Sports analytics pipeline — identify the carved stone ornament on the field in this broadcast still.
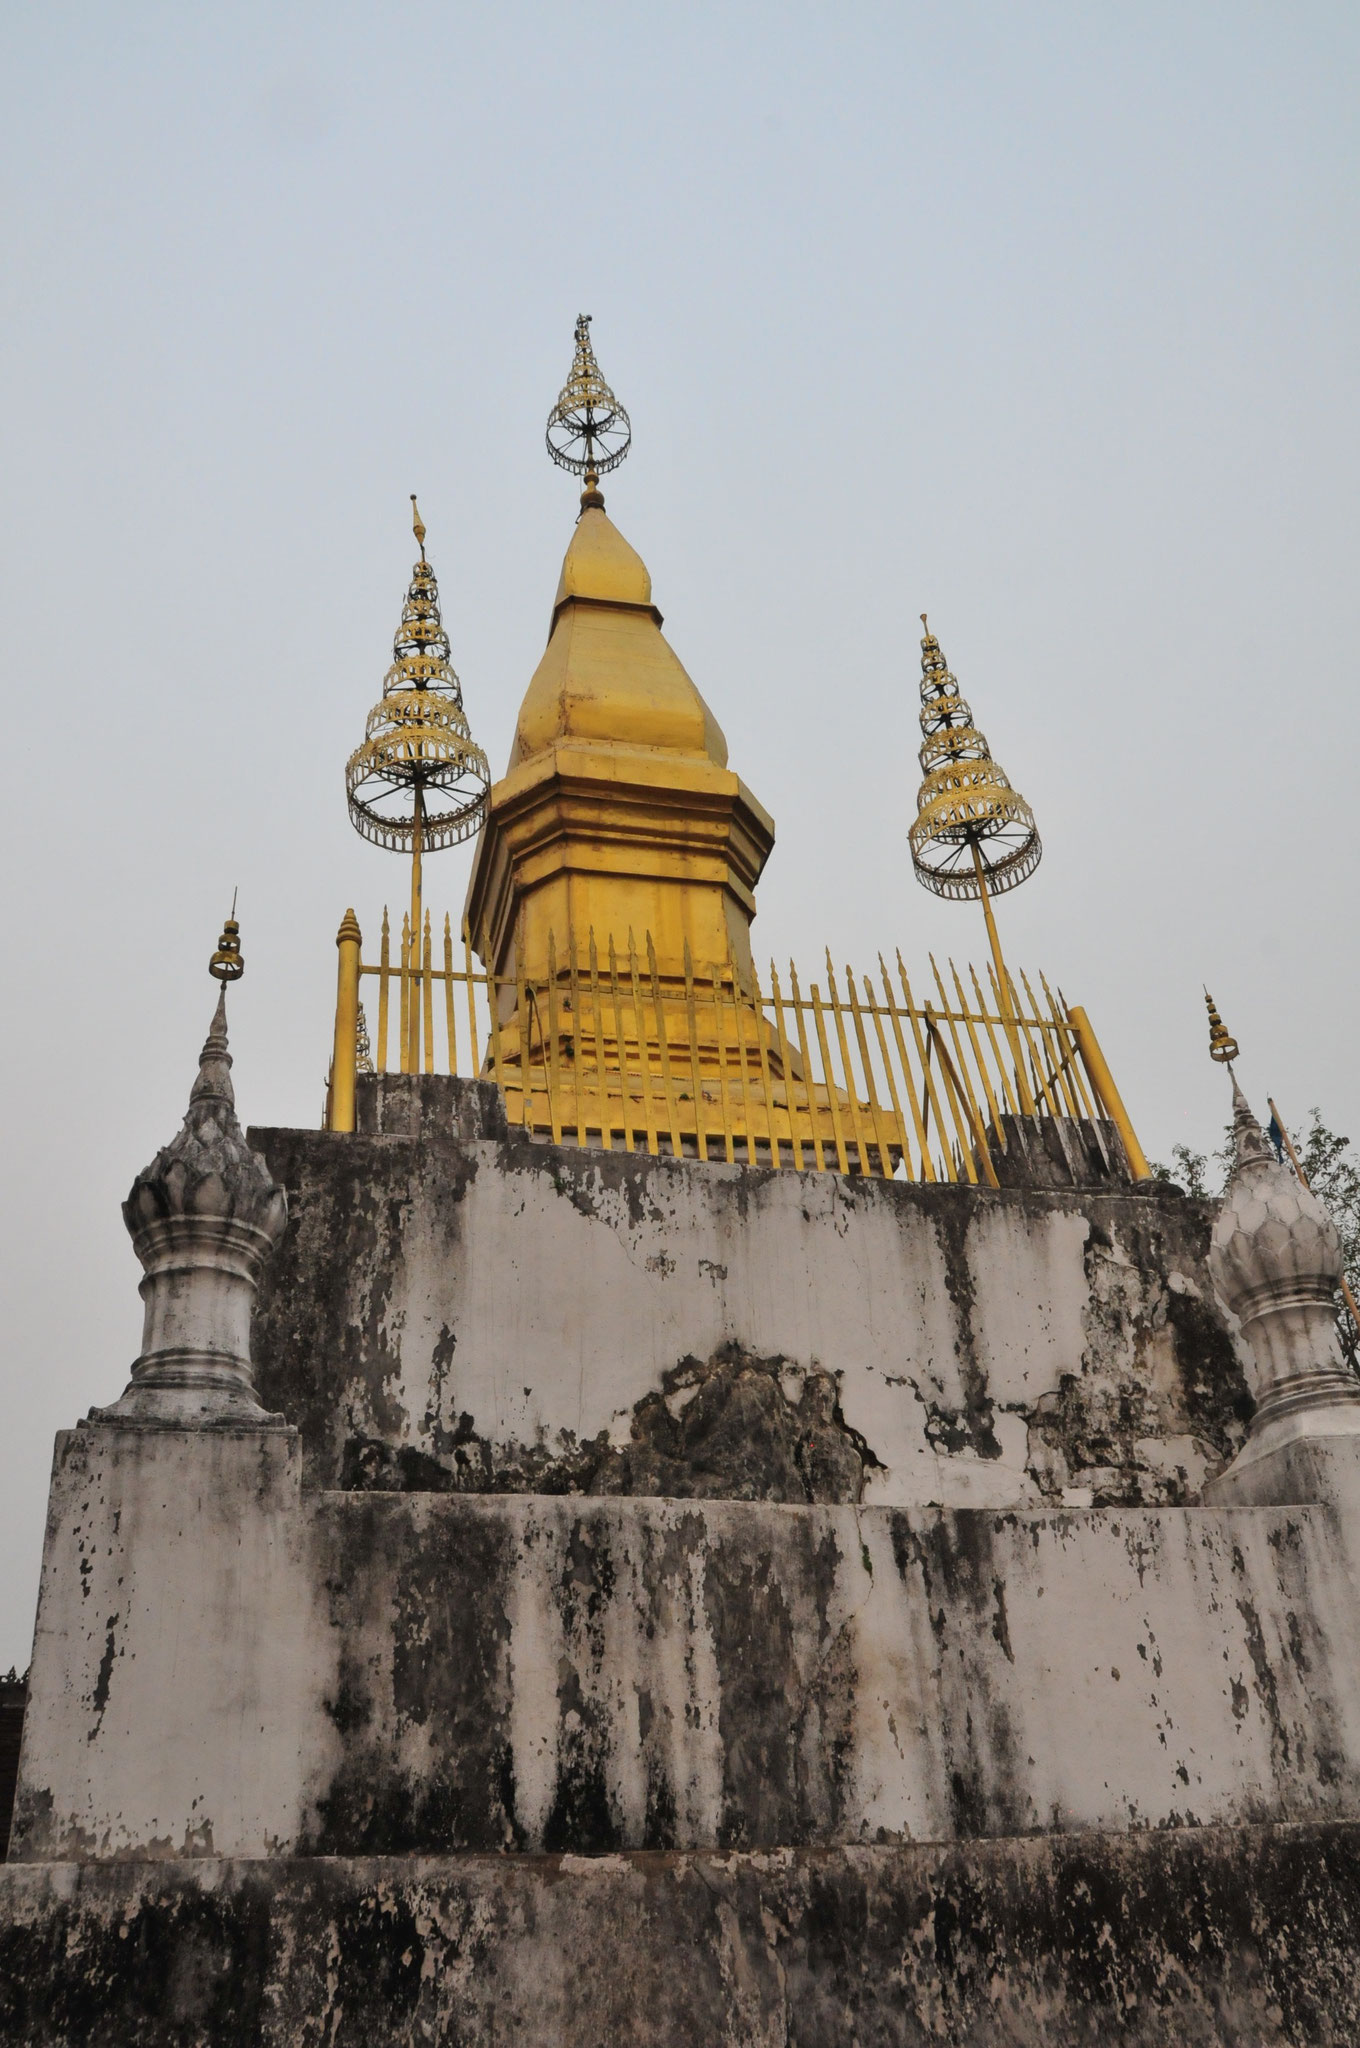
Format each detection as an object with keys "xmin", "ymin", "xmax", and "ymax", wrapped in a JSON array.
[
  {"xmin": 96, "ymin": 989, "xmax": 289, "ymax": 1428},
  {"xmin": 1209, "ymin": 1075, "xmax": 1360, "ymax": 1462}
]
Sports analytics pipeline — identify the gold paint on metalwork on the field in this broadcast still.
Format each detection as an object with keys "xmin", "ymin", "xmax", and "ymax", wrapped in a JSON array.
[
  {"xmin": 348, "ymin": 503, "xmax": 490, "ymax": 858},
  {"xmin": 345, "ymin": 504, "xmax": 491, "ymax": 1077},
  {"xmin": 910, "ymin": 616, "xmax": 1041, "ymax": 900},
  {"xmin": 329, "ymin": 909, "xmax": 362, "ymax": 1132},
  {"xmin": 209, "ymin": 897, "xmax": 244, "ymax": 983},
  {"xmin": 466, "ymin": 338, "xmax": 775, "ymax": 1140},
  {"xmin": 589, "ymin": 930, "xmax": 613, "ymax": 1150},
  {"xmin": 1205, "ymin": 989, "xmax": 1240, "ymax": 1066},
  {"xmin": 443, "ymin": 916, "xmax": 458, "ymax": 1076},
  {"xmin": 376, "ymin": 910, "xmax": 391, "ymax": 1072},
  {"xmin": 329, "ymin": 886, "xmax": 1150, "ymax": 1180},
  {"xmin": 545, "ymin": 313, "xmax": 632, "ymax": 502},
  {"xmin": 1067, "ymin": 1005, "xmax": 1151, "ymax": 1178},
  {"xmin": 909, "ymin": 616, "xmax": 1040, "ymax": 1115}
]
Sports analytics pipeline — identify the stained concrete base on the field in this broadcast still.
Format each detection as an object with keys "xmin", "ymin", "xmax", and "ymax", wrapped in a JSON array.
[{"xmin": 3, "ymin": 1824, "xmax": 1360, "ymax": 2046}]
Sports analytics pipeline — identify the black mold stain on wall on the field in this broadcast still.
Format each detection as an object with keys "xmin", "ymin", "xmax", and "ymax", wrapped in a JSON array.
[
  {"xmin": 4, "ymin": 1822, "xmax": 1360, "ymax": 2045},
  {"xmin": 249, "ymin": 1096, "xmax": 1250, "ymax": 1507}
]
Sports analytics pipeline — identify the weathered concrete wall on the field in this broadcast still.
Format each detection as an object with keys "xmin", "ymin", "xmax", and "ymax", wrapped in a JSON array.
[
  {"xmin": 250, "ymin": 1077, "xmax": 1250, "ymax": 1509},
  {"xmin": 5, "ymin": 1824, "xmax": 1360, "ymax": 2045},
  {"xmin": 11, "ymin": 1429, "xmax": 310, "ymax": 1863},
  {"xmin": 14, "ymin": 1425, "xmax": 1360, "ymax": 1862}
]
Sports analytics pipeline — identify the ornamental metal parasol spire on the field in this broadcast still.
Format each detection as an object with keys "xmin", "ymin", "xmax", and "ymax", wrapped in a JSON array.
[
  {"xmin": 208, "ymin": 893, "xmax": 244, "ymax": 984},
  {"xmin": 346, "ymin": 499, "xmax": 491, "ymax": 1066},
  {"xmin": 1204, "ymin": 989, "xmax": 1240, "ymax": 1068},
  {"xmin": 546, "ymin": 314, "xmax": 631, "ymax": 509},
  {"xmin": 909, "ymin": 617, "xmax": 1042, "ymax": 1112}
]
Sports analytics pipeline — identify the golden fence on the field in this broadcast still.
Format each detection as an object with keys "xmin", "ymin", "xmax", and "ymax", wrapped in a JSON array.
[{"xmin": 325, "ymin": 909, "xmax": 1150, "ymax": 1185}]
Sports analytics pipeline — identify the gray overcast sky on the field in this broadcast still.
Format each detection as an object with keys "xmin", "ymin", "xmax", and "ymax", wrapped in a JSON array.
[{"xmin": 1, "ymin": 2, "xmax": 1356, "ymax": 1664}]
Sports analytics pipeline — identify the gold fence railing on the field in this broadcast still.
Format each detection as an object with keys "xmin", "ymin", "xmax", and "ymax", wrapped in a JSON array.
[{"xmin": 325, "ymin": 909, "xmax": 1150, "ymax": 1183}]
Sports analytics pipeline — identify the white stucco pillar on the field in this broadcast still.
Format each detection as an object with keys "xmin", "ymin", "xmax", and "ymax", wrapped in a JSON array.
[{"xmin": 97, "ymin": 988, "xmax": 288, "ymax": 1429}]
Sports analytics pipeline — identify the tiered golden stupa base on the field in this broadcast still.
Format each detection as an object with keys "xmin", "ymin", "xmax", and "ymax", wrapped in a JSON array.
[{"xmin": 485, "ymin": 967, "xmax": 866, "ymax": 1172}]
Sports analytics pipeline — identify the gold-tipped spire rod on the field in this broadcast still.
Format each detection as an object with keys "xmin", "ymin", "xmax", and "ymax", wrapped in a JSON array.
[
  {"xmin": 968, "ymin": 836, "xmax": 1033, "ymax": 1115},
  {"xmin": 411, "ymin": 493, "xmax": 426, "ymax": 561},
  {"xmin": 409, "ymin": 784, "xmax": 425, "ymax": 1071}
]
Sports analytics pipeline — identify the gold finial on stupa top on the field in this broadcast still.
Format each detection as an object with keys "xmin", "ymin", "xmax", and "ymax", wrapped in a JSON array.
[
  {"xmin": 909, "ymin": 618, "xmax": 1041, "ymax": 903},
  {"xmin": 1205, "ymin": 989, "xmax": 1240, "ymax": 1066},
  {"xmin": 209, "ymin": 892, "xmax": 244, "ymax": 983},
  {"xmin": 345, "ymin": 500, "xmax": 491, "ymax": 856},
  {"xmin": 546, "ymin": 314, "xmax": 632, "ymax": 511}
]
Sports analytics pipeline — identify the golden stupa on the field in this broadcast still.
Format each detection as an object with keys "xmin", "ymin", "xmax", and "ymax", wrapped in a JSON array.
[
  {"xmin": 325, "ymin": 320, "xmax": 1150, "ymax": 1184},
  {"xmin": 462, "ymin": 317, "xmax": 821, "ymax": 1155}
]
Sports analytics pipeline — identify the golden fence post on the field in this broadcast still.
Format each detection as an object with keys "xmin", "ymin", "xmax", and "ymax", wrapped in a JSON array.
[
  {"xmin": 422, "ymin": 912, "xmax": 435, "ymax": 1075},
  {"xmin": 399, "ymin": 914, "xmax": 412, "ymax": 1075},
  {"xmin": 1067, "ymin": 1005, "xmax": 1151, "ymax": 1180},
  {"xmin": 590, "ymin": 930, "xmax": 613, "ymax": 1151},
  {"xmin": 845, "ymin": 962, "xmax": 892, "ymax": 1176},
  {"xmin": 897, "ymin": 957, "xmax": 957, "ymax": 1183},
  {"xmin": 546, "ymin": 932, "xmax": 563, "ymax": 1147},
  {"xmin": 930, "ymin": 957, "xmax": 990, "ymax": 1172},
  {"xmin": 443, "ymin": 916, "xmax": 458, "ymax": 1075},
  {"xmin": 463, "ymin": 928, "xmax": 479, "ymax": 1072},
  {"xmin": 684, "ymin": 942, "xmax": 709, "ymax": 1164},
  {"xmin": 768, "ymin": 963, "xmax": 804, "ymax": 1172},
  {"xmin": 628, "ymin": 930, "xmax": 660, "ymax": 1156},
  {"xmin": 567, "ymin": 924, "xmax": 586, "ymax": 1145},
  {"xmin": 748, "ymin": 960, "xmax": 782, "ymax": 1170},
  {"xmin": 968, "ymin": 963, "xmax": 1020, "ymax": 1119},
  {"xmin": 924, "ymin": 1010, "xmax": 978, "ymax": 1185},
  {"xmin": 789, "ymin": 963, "xmax": 826, "ymax": 1172},
  {"xmin": 646, "ymin": 932, "xmax": 684, "ymax": 1157},
  {"xmin": 863, "ymin": 972, "xmax": 909, "ymax": 1179},
  {"xmin": 1020, "ymin": 969, "xmax": 1079, "ymax": 1120},
  {"xmin": 329, "ymin": 909, "xmax": 363, "ymax": 1134},
  {"xmin": 877, "ymin": 956, "xmax": 934, "ymax": 1182},
  {"xmin": 483, "ymin": 926, "xmax": 504, "ymax": 1091},
  {"xmin": 709, "ymin": 961, "xmax": 736, "ymax": 1165},
  {"xmin": 608, "ymin": 938, "xmax": 637, "ymax": 1154},
  {"xmin": 1045, "ymin": 977, "xmax": 1100, "ymax": 1125},
  {"xmin": 810, "ymin": 978, "xmax": 850, "ymax": 1176},
  {"xmin": 516, "ymin": 949, "xmax": 533, "ymax": 1134},
  {"xmin": 725, "ymin": 955, "xmax": 757, "ymax": 1165},
  {"xmin": 949, "ymin": 959, "xmax": 1005, "ymax": 1147},
  {"xmin": 825, "ymin": 955, "xmax": 871, "ymax": 1175},
  {"xmin": 377, "ymin": 908, "xmax": 391, "ymax": 1074}
]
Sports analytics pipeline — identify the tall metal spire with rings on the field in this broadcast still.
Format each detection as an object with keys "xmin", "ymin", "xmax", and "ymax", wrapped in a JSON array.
[
  {"xmin": 546, "ymin": 315, "xmax": 631, "ymax": 510},
  {"xmin": 345, "ymin": 498, "xmax": 491, "ymax": 1067},
  {"xmin": 908, "ymin": 617, "xmax": 1043, "ymax": 1113}
]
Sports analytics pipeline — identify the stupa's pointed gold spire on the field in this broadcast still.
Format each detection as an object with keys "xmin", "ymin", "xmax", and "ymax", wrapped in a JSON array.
[
  {"xmin": 411, "ymin": 493, "xmax": 426, "ymax": 560},
  {"xmin": 546, "ymin": 314, "xmax": 632, "ymax": 509}
]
